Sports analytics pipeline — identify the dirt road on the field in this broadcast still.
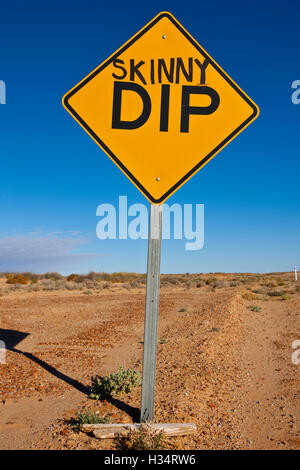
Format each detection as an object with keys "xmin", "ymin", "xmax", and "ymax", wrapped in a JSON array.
[{"xmin": 0, "ymin": 280, "xmax": 299, "ymax": 449}]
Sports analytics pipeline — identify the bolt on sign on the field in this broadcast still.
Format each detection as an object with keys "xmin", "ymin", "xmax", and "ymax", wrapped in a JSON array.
[{"xmin": 63, "ymin": 12, "xmax": 259, "ymax": 204}]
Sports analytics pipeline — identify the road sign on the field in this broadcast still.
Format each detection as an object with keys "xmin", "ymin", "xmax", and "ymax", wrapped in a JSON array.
[{"xmin": 63, "ymin": 11, "xmax": 259, "ymax": 204}]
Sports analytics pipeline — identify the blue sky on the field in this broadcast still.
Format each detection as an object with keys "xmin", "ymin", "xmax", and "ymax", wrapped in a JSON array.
[{"xmin": 0, "ymin": 0, "xmax": 299, "ymax": 274}]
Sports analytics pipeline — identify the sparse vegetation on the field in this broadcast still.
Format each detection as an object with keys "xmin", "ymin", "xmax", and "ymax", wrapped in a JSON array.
[
  {"xmin": 115, "ymin": 424, "xmax": 171, "ymax": 450},
  {"xmin": 268, "ymin": 291, "xmax": 285, "ymax": 297},
  {"xmin": 67, "ymin": 274, "xmax": 79, "ymax": 282},
  {"xmin": 248, "ymin": 305, "xmax": 262, "ymax": 312},
  {"xmin": 69, "ymin": 410, "xmax": 110, "ymax": 431},
  {"xmin": 44, "ymin": 272, "xmax": 63, "ymax": 281},
  {"xmin": 0, "ymin": 271, "xmax": 297, "ymax": 299},
  {"xmin": 206, "ymin": 277, "xmax": 217, "ymax": 285},
  {"xmin": 90, "ymin": 366, "xmax": 141, "ymax": 401},
  {"xmin": 158, "ymin": 338, "xmax": 168, "ymax": 344},
  {"xmin": 6, "ymin": 274, "xmax": 29, "ymax": 285},
  {"xmin": 242, "ymin": 292, "xmax": 258, "ymax": 301}
]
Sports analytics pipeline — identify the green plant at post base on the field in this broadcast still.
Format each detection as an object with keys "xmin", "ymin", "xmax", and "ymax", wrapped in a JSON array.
[
  {"xmin": 69, "ymin": 410, "xmax": 110, "ymax": 431},
  {"xmin": 90, "ymin": 366, "xmax": 141, "ymax": 401}
]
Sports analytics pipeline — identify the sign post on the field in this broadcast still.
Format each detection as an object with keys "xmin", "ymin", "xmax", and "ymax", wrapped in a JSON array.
[
  {"xmin": 141, "ymin": 204, "xmax": 163, "ymax": 422},
  {"xmin": 63, "ymin": 11, "xmax": 259, "ymax": 431}
]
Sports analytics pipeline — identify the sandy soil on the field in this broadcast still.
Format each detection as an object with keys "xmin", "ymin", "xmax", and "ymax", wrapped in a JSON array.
[{"xmin": 0, "ymin": 276, "xmax": 299, "ymax": 450}]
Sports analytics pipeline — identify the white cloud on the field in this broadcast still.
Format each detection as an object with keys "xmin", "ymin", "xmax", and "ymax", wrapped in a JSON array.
[{"xmin": 0, "ymin": 233, "xmax": 103, "ymax": 272}]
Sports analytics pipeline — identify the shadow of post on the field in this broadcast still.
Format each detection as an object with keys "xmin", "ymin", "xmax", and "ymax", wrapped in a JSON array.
[{"xmin": 107, "ymin": 397, "xmax": 140, "ymax": 423}]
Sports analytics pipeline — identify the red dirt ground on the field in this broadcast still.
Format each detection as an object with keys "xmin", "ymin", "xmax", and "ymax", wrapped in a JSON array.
[{"xmin": 0, "ymin": 275, "xmax": 299, "ymax": 449}]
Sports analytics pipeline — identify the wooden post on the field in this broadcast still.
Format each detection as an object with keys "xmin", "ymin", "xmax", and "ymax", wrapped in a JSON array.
[
  {"xmin": 140, "ymin": 203, "xmax": 163, "ymax": 422},
  {"xmin": 80, "ymin": 423, "xmax": 197, "ymax": 438},
  {"xmin": 295, "ymin": 267, "xmax": 298, "ymax": 281}
]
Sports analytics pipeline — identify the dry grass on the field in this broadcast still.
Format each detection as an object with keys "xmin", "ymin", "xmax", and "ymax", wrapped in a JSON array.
[
  {"xmin": 115, "ymin": 424, "xmax": 173, "ymax": 450},
  {"xmin": 0, "ymin": 271, "xmax": 298, "ymax": 298}
]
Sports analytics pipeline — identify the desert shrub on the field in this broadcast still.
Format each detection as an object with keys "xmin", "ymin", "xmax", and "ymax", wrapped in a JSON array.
[
  {"xmin": 83, "ymin": 290, "xmax": 93, "ymax": 295},
  {"xmin": 128, "ymin": 280, "xmax": 141, "ymax": 288},
  {"xmin": 39, "ymin": 279, "xmax": 68, "ymax": 290},
  {"xmin": 281, "ymin": 295, "xmax": 289, "ymax": 301},
  {"xmin": 57, "ymin": 280, "xmax": 69, "ymax": 289},
  {"xmin": 116, "ymin": 424, "xmax": 170, "ymax": 450},
  {"xmin": 44, "ymin": 272, "xmax": 62, "ymax": 280},
  {"xmin": 67, "ymin": 274, "xmax": 79, "ymax": 282},
  {"xmin": 76, "ymin": 410, "xmax": 110, "ymax": 425},
  {"xmin": 240, "ymin": 277, "xmax": 253, "ymax": 284},
  {"xmin": 261, "ymin": 282, "xmax": 277, "ymax": 288},
  {"xmin": 242, "ymin": 292, "xmax": 258, "ymax": 301},
  {"xmin": 8, "ymin": 284, "xmax": 23, "ymax": 290},
  {"xmin": 28, "ymin": 285, "xmax": 40, "ymax": 292},
  {"xmin": 158, "ymin": 338, "xmax": 168, "ymax": 344},
  {"xmin": 85, "ymin": 271, "xmax": 98, "ymax": 281},
  {"xmin": 123, "ymin": 280, "xmax": 143, "ymax": 289},
  {"xmin": 20, "ymin": 272, "xmax": 40, "ymax": 281},
  {"xmin": 252, "ymin": 288, "xmax": 267, "ymax": 294},
  {"xmin": 90, "ymin": 366, "xmax": 141, "ymax": 401},
  {"xmin": 65, "ymin": 283, "xmax": 78, "ymax": 291},
  {"xmin": 6, "ymin": 274, "xmax": 28, "ymax": 285},
  {"xmin": 248, "ymin": 305, "xmax": 262, "ymax": 312},
  {"xmin": 39, "ymin": 279, "xmax": 56, "ymax": 290},
  {"xmin": 214, "ymin": 280, "xmax": 230, "ymax": 288},
  {"xmin": 196, "ymin": 281, "xmax": 205, "ymax": 288},
  {"xmin": 84, "ymin": 280, "xmax": 99, "ymax": 288},
  {"xmin": 268, "ymin": 291, "xmax": 285, "ymax": 297},
  {"xmin": 211, "ymin": 327, "xmax": 220, "ymax": 332},
  {"xmin": 178, "ymin": 308, "xmax": 186, "ymax": 312},
  {"xmin": 69, "ymin": 410, "xmax": 110, "ymax": 431},
  {"xmin": 161, "ymin": 275, "xmax": 183, "ymax": 286},
  {"xmin": 206, "ymin": 277, "xmax": 217, "ymax": 285}
]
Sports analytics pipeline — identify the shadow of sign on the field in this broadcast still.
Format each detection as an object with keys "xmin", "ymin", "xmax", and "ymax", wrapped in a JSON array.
[
  {"xmin": 0, "ymin": 328, "xmax": 140, "ymax": 419},
  {"xmin": 0, "ymin": 329, "xmax": 29, "ymax": 349},
  {"xmin": 0, "ymin": 328, "xmax": 90, "ymax": 395}
]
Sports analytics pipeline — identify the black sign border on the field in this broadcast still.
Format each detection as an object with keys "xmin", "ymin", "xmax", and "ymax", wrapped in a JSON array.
[{"xmin": 63, "ymin": 12, "xmax": 258, "ymax": 204}]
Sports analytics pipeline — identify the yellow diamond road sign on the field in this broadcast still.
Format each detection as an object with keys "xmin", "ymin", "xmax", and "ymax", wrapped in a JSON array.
[{"xmin": 63, "ymin": 12, "xmax": 259, "ymax": 204}]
